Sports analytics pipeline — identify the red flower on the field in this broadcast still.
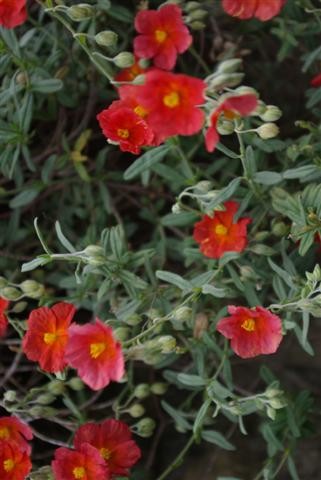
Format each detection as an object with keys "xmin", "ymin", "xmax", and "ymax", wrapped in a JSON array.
[
  {"xmin": 0, "ymin": 416, "xmax": 33, "ymax": 454},
  {"xmin": 97, "ymin": 106, "xmax": 154, "ymax": 155},
  {"xmin": 22, "ymin": 302, "xmax": 76, "ymax": 373},
  {"xmin": 0, "ymin": 442, "xmax": 32, "ymax": 480},
  {"xmin": 216, "ymin": 306, "xmax": 283, "ymax": 358},
  {"xmin": 134, "ymin": 4, "xmax": 192, "ymax": 70},
  {"xmin": 115, "ymin": 56, "xmax": 148, "ymax": 83},
  {"xmin": 52, "ymin": 443, "xmax": 108, "ymax": 480},
  {"xmin": 205, "ymin": 94, "xmax": 258, "ymax": 152},
  {"xmin": 0, "ymin": 0, "xmax": 27, "ymax": 29},
  {"xmin": 193, "ymin": 201, "xmax": 251, "ymax": 259},
  {"xmin": 136, "ymin": 70, "xmax": 205, "ymax": 142},
  {"xmin": 310, "ymin": 73, "xmax": 321, "ymax": 88},
  {"xmin": 74, "ymin": 419, "xmax": 141, "ymax": 477},
  {"xmin": 65, "ymin": 319, "xmax": 125, "ymax": 391},
  {"xmin": 0, "ymin": 298, "xmax": 9, "ymax": 337},
  {"xmin": 222, "ymin": 0, "xmax": 286, "ymax": 21}
]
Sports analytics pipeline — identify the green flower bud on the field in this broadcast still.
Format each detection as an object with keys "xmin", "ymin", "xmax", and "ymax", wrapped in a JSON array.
[
  {"xmin": 37, "ymin": 393, "xmax": 56, "ymax": 405},
  {"xmin": 11, "ymin": 301, "xmax": 28, "ymax": 313},
  {"xmin": 266, "ymin": 406, "xmax": 276, "ymax": 420},
  {"xmin": 113, "ymin": 52, "xmax": 135, "ymax": 68},
  {"xmin": 257, "ymin": 123, "xmax": 279, "ymax": 140},
  {"xmin": 174, "ymin": 306, "xmax": 192, "ymax": 322},
  {"xmin": 189, "ymin": 20, "xmax": 206, "ymax": 30},
  {"xmin": 265, "ymin": 388, "xmax": 283, "ymax": 399},
  {"xmin": 0, "ymin": 276, "xmax": 8, "ymax": 288},
  {"xmin": 146, "ymin": 309, "xmax": 160, "ymax": 320},
  {"xmin": 95, "ymin": 30, "xmax": 118, "ymax": 48},
  {"xmin": 68, "ymin": 377, "xmax": 84, "ymax": 391},
  {"xmin": 20, "ymin": 280, "xmax": 45, "ymax": 299},
  {"xmin": 188, "ymin": 9, "xmax": 207, "ymax": 20},
  {"xmin": 260, "ymin": 105, "xmax": 282, "ymax": 122},
  {"xmin": 3, "ymin": 390, "xmax": 17, "ymax": 402},
  {"xmin": 28, "ymin": 466, "xmax": 54, "ymax": 480},
  {"xmin": 268, "ymin": 398, "xmax": 287, "ymax": 409},
  {"xmin": 217, "ymin": 58, "xmax": 243, "ymax": 74},
  {"xmin": 272, "ymin": 221, "xmax": 289, "ymax": 237},
  {"xmin": 48, "ymin": 380, "xmax": 65, "ymax": 396},
  {"xmin": 129, "ymin": 403, "xmax": 145, "ymax": 418},
  {"xmin": 114, "ymin": 327, "xmax": 130, "ymax": 342},
  {"xmin": 235, "ymin": 86, "xmax": 258, "ymax": 97},
  {"xmin": 254, "ymin": 231, "xmax": 270, "ymax": 242},
  {"xmin": 125, "ymin": 314, "xmax": 142, "ymax": 326},
  {"xmin": 217, "ymin": 120, "xmax": 235, "ymax": 135},
  {"xmin": 67, "ymin": 4, "xmax": 95, "ymax": 21},
  {"xmin": 185, "ymin": 1, "xmax": 201, "ymax": 11},
  {"xmin": 29, "ymin": 406, "xmax": 57, "ymax": 418},
  {"xmin": 84, "ymin": 245, "xmax": 105, "ymax": 257},
  {"xmin": 132, "ymin": 74, "xmax": 146, "ymax": 85},
  {"xmin": 209, "ymin": 73, "xmax": 244, "ymax": 90},
  {"xmin": 134, "ymin": 383, "xmax": 150, "ymax": 399},
  {"xmin": 150, "ymin": 382, "xmax": 168, "ymax": 395},
  {"xmin": 158, "ymin": 335, "xmax": 176, "ymax": 354},
  {"xmin": 171, "ymin": 203, "xmax": 183, "ymax": 214},
  {"xmin": 195, "ymin": 180, "xmax": 212, "ymax": 193},
  {"xmin": 1, "ymin": 286, "xmax": 21, "ymax": 301},
  {"xmin": 135, "ymin": 417, "xmax": 156, "ymax": 437}
]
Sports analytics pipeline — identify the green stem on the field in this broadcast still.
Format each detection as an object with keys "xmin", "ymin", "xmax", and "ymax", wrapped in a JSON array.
[{"xmin": 155, "ymin": 435, "xmax": 195, "ymax": 480}]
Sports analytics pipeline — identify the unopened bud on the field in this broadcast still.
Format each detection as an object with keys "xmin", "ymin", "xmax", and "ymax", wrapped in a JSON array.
[
  {"xmin": 3, "ymin": 390, "xmax": 17, "ymax": 402},
  {"xmin": 0, "ymin": 276, "xmax": 8, "ymax": 288},
  {"xmin": 193, "ymin": 312, "xmax": 208, "ymax": 339},
  {"xmin": 11, "ymin": 301, "xmax": 27, "ymax": 313},
  {"xmin": 158, "ymin": 335, "xmax": 177, "ymax": 353},
  {"xmin": 260, "ymin": 106, "xmax": 282, "ymax": 122},
  {"xmin": 132, "ymin": 74, "xmax": 146, "ymax": 85},
  {"xmin": 20, "ymin": 280, "xmax": 44, "ymax": 298},
  {"xmin": 174, "ymin": 306, "xmax": 192, "ymax": 322},
  {"xmin": 129, "ymin": 403, "xmax": 145, "ymax": 418},
  {"xmin": 217, "ymin": 120, "xmax": 235, "ymax": 135},
  {"xmin": 84, "ymin": 245, "xmax": 104, "ymax": 257},
  {"xmin": 189, "ymin": 20, "xmax": 206, "ymax": 30},
  {"xmin": 16, "ymin": 72, "xmax": 28, "ymax": 85},
  {"xmin": 265, "ymin": 388, "xmax": 283, "ymax": 399},
  {"xmin": 146, "ymin": 309, "xmax": 160, "ymax": 320},
  {"xmin": 113, "ymin": 52, "xmax": 135, "ymax": 68},
  {"xmin": 48, "ymin": 380, "xmax": 65, "ymax": 396},
  {"xmin": 114, "ymin": 327, "xmax": 130, "ymax": 342},
  {"xmin": 37, "ymin": 393, "xmax": 56, "ymax": 405},
  {"xmin": 185, "ymin": 1, "xmax": 200, "ymax": 11},
  {"xmin": 125, "ymin": 314, "xmax": 142, "ymax": 326},
  {"xmin": 195, "ymin": 180, "xmax": 212, "ymax": 192},
  {"xmin": 217, "ymin": 58, "xmax": 242, "ymax": 74},
  {"xmin": 266, "ymin": 406, "xmax": 276, "ymax": 420},
  {"xmin": 67, "ymin": 4, "xmax": 95, "ymax": 21},
  {"xmin": 68, "ymin": 377, "xmax": 84, "ymax": 391},
  {"xmin": 257, "ymin": 123, "xmax": 279, "ymax": 140},
  {"xmin": 268, "ymin": 398, "xmax": 287, "ymax": 409},
  {"xmin": 272, "ymin": 221, "xmax": 288, "ymax": 237},
  {"xmin": 29, "ymin": 406, "xmax": 56, "ymax": 417},
  {"xmin": 1, "ymin": 286, "xmax": 21, "ymax": 301},
  {"xmin": 135, "ymin": 417, "xmax": 156, "ymax": 437},
  {"xmin": 209, "ymin": 73, "xmax": 244, "ymax": 90},
  {"xmin": 134, "ymin": 384, "xmax": 150, "ymax": 399},
  {"xmin": 95, "ymin": 30, "xmax": 118, "ymax": 48},
  {"xmin": 188, "ymin": 9, "xmax": 207, "ymax": 20},
  {"xmin": 150, "ymin": 382, "xmax": 168, "ymax": 395},
  {"xmin": 172, "ymin": 202, "xmax": 183, "ymax": 214}
]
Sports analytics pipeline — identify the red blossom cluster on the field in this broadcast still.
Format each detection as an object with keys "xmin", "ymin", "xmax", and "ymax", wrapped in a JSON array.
[
  {"xmin": 0, "ymin": 416, "xmax": 33, "ymax": 480},
  {"xmin": 52, "ymin": 419, "xmax": 141, "ymax": 480},
  {"xmin": 0, "ymin": 0, "xmax": 27, "ymax": 28},
  {"xmin": 22, "ymin": 303, "xmax": 124, "ymax": 391},
  {"xmin": 222, "ymin": 0, "xmax": 287, "ymax": 21},
  {"xmin": 0, "ymin": 298, "xmax": 9, "ymax": 338}
]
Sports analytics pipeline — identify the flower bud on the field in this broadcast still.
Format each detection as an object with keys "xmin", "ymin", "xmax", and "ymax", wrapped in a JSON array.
[
  {"xmin": 29, "ymin": 406, "xmax": 56, "ymax": 418},
  {"xmin": 67, "ymin": 4, "xmax": 95, "ymax": 21},
  {"xmin": 16, "ymin": 72, "xmax": 28, "ymax": 86},
  {"xmin": 135, "ymin": 417, "xmax": 156, "ymax": 437},
  {"xmin": 193, "ymin": 312, "xmax": 208, "ymax": 339},
  {"xmin": 257, "ymin": 123, "xmax": 279, "ymax": 140},
  {"xmin": 48, "ymin": 380, "xmax": 65, "ymax": 396},
  {"xmin": 158, "ymin": 335, "xmax": 177, "ymax": 353},
  {"xmin": 20, "ymin": 280, "xmax": 44, "ymax": 299},
  {"xmin": 150, "ymin": 382, "xmax": 168, "ymax": 395},
  {"xmin": 188, "ymin": 9, "xmax": 207, "ymax": 20},
  {"xmin": 260, "ymin": 106, "xmax": 282, "ymax": 122},
  {"xmin": 3, "ymin": 390, "xmax": 17, "ymax": 402},
  {"xmin": 132, "ymin": 73, "xmax": 146, "ymax": 85},
  {"xmin": 129, "ymin": 403, "xmax": 145, "ymax": 418},
  {"xmin": 217, "ymin": 120, "xmax": 235, "ymax": 135},
  {"xmin": 189, "ymin": 20, "xmax": 206, "ymax": 30},
  {"xmin": 272, "ymin": 221, "xmax": 289, "ymax": 237},
  {"xmin": 134, "ymin": 384, "xmax": 150, "ymax": 399},
  {"xmin": 84, "ymin": 245, "xmax": 105, "ymax": 257},
  {"xmin": 0, "ymin": 276, "xmax": 8, "ymax": 288},
  {"xmin": 113, "ymin": 52, "xmax": 135, "ymax": 68},
  {"xmin": 235, "ymin": 86, "xmax": 258, "ymax": 96},
  {"xmin": 68, "ymin": 377, "xmax": 84, "ymax": 391},
  {"xmin": 195, "ymin": 180, "xmax": 212, "ymax": 193},
  {"xmin": 266, "ymin": 406, "xmax": 276, "ymax": 420},
  {"xmin": 217, "ymin": 58, "xmax": 242, "ymax": 74},
  {"xmin": 146, "ymin": 309, "xmax": 160, "ymax": 320},
  {"xmin": 268, "ymin": 398, "xmax": 287, "ymax": 409},
  {"xmin": 95, "ymin": 30, "xmax": 118, "ymax": 48},
  {"xmin": 11, "ymin": 301, "xmax": 27, "ymax": 313},
  {"xmin": 209, "ymin": 73, "xmax": 244, "ymax": 90},
  {"xmin": 174, "ymin": 306, "xmax": 192, "ymax": 322},
  {"xmin": 265, "ymin": 388, "xmax": 283, "ymax": 399},
  {"xmin": 0, "ymin": 286, "xmax": 21, "ymax": 301},
  {"xmin": 114, "ymin": 327, "xmax": 130, "ymax": 342},
  {"xmin": 37, "ymin": 393, "xmax": 56, "ymax": 405},
  {"xmin": 172, "ymin": 202, "xmax": 183, "ymax": 214},
  {"xmin": 125, "ymin": 314, "xmax": 142, "ymax": 326},
  {"xmin": 185, "ymin": 1, "xmax": 201, "ymax": 11},
  {"xmin": 28, "ymin": 466, "xmax": 53, "ymax": 480}
]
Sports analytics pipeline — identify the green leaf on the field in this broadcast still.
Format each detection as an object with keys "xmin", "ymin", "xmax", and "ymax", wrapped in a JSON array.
[
  {"xmin": 156, "ymin": 270, "xmax": 193, "ymax": 291},
  {"xmin": 21, "ymin": 255, "xmax": 51, "ymax": 272},
  {"xmin": 176, "ymin": 373, "xmax": 207, "ymax": 387},
  {"xmin": 161, "ymin": 400, "xmax": 191, "ymax": 432},
  {"xmin": 207, "ymin": 178, "xmax": 242, "ymax": 210},
  {"xmin": 161, "ymin": 212, "xmax": 198, "ymax": 227},
  {"xmin": 193, "ymin": 398, "xmax": 211, "ymax": 436},
  {"xmin": 253, "ymin": 171, "xmax": 283, "ymax": 185},
  {"xmin": 10, "ymin": 188, "xmax": 40, "ymax": 208},
  {"xmin": 202, "ymin": 284, "xmax": 226, "ymax": 298},
  {"xmin": 201, "ymin": 430, "xmax": 235, "ymax": 450},
  {"xmin": 55, "ymin": 221, "xmax": 76, "ymax": 253},
  {"xmin": 31, "ymin": 78, "xmax": 63, "ymax": 93},
  {"xmin": 124, "ymin": 145, "xmax": 171, "ymax": 180}
]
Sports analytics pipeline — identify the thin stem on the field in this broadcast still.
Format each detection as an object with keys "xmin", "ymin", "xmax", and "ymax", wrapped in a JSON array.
[{"xmin": 155, "ymin": 435, "xmax": 195, "ymax": 480}]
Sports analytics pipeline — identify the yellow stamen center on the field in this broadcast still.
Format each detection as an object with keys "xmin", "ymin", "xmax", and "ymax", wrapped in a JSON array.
[
  {"xmin": 0, "ymin": 427, "xmax": 10, "ymax": 440},
  {"xmin": 90, "ymin": 342, "xmax": 106, "ymax": 359},
  {"xmin": 214, "ymin": 224, "xmax": 228, "ymax": 236},
  {"xmin": 43, "ymin": 332, "xmax": 57, "ymax": 345},
  {"xmin": 155, "ymin": 29, "xmax": 167, "ymax": 43},
  {"xmin": 117, "ymin": 128, "xmax": 130, "ymax": 139},
  {"xmin": 163, "ymin": 92, "xmax": 180, "ymax": 108},
  {"xmin": 3, "ymin": 459, "xmax": 15, "ymax": 472},
  {"xmin": 100, "ymin": 447, "xmax": 111, "ymax": 460},
  {"xmin": 223, "ymin": 109, "xmax": 238, "ymax": 120},
  {"xmin": 134, "ymin": 105, "xmax": 148, "ymax": 118},
  {"xmin": 73, "ymin": 466, "xmax": 85, "ymax": 479},
  {"xmin": 241, "ymin": 318, "xmax": 256, "ymax": 332}
]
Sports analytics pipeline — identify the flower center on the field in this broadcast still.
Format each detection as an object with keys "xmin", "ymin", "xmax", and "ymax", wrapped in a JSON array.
[
  {"xmin": 73, "ymin": 466, "xmax": 86, "ymax": 479},
  {"xmin": 43, "ymin": 332, "xmax": 57, "ymax": 345},
  {"xmin": 90, "ymin": 342, "xmax": 106, "ymax": 359},
  {"xmin": 100, "ymin": 447, "xmax": 111, "ymax": 460},
  {"xmin": 155, "ymin": 29, "xmax": 167, "ymax": 43},
  {"xmin": 117, "ymin": 128, "xmax": 130, "ymax": 139},
  {"xmin": 214, "ymin": 224, "xmax": 228, "ymax": 236},
  {"xmin": 0, "ymin": 427, "xmax": 10, "ymax": 440},
  {"xmin": 134, "ymin": 105, "xmax": 148, "ymax": 118},
  {"xmin": 3, "ymin": 459, "xmax": 15, "ymax": 472},
  {"xmin": 241, "ymin": 318, "xmax": 256, "ymax": 332},
  {"xmin": 163, "ymin": 91, "xmax": 180, "ymax": 108},
  {"xmin": 223, "ymin": 109, "xmax": 238, "ymax": 120}
]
